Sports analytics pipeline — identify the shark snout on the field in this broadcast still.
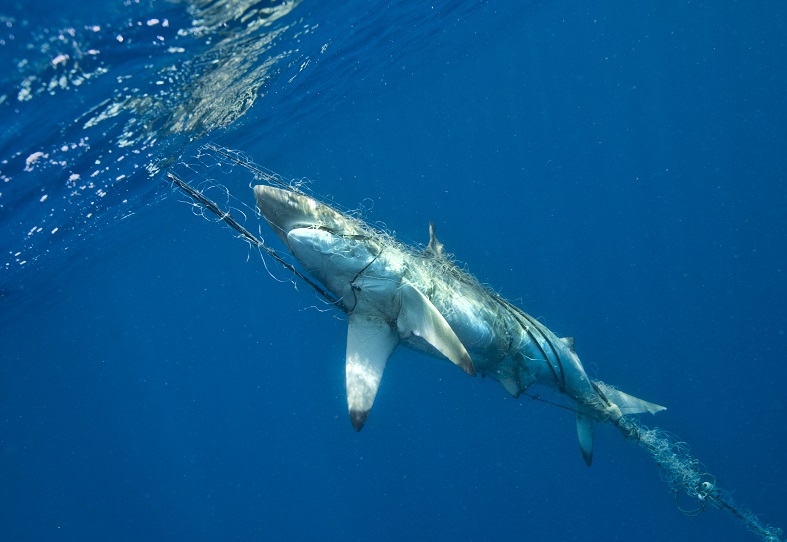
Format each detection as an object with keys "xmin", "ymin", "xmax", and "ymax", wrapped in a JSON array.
[
  {"xmin": 254, "ymin": 185, "xmax": 365, "ymax": 246},
  {"xmin": 254, "ymin": 185, "xmax": 319, "ymax": 245}
]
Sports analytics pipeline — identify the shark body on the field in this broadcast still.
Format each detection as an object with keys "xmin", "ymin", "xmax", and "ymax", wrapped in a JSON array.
[{"xmin": 254, "ymin": 184, "xmax": 665, "ymax": 465}]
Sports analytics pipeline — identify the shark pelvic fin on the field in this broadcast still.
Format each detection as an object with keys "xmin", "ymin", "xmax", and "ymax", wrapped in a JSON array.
[
  {"xmin": 345, "ymin": 314, "xmax": 399, "ymax": 431},
  {"xmin": 397, "ymin": 279, "xmax": 475, "ymax": 376},
  {"xmin": 576, "ymin": 412, "xmax": 595, "ymax": 467},
  {"xmin": 594, "ymin": 381, "xmax": 667, "ymax": 416}
]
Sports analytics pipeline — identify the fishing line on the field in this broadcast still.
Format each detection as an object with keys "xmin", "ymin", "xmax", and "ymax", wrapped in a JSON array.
[
  {"xmin": 201, "ymin": 143, "xmax": 303, "ymax": 192},
  {"xmin": 523, "ymin": 387, "xmax": 783, "ymax": 541},
  {"xmin": 612, "ymin": 415, "xmax": 783, "ymax": 542},
  {"xmin": 167, "ymin": 171, "xmax": 340, "ymax": 308}
]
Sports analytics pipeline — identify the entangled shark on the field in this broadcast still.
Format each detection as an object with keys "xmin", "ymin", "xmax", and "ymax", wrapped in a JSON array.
[{"xmin": 253, "ymin": 184, "xmax": 665, "ymax": 466}]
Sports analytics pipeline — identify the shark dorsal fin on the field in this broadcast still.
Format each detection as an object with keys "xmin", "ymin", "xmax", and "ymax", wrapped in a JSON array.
[
  {"xmin": 426, "ymin": 222, "xmax": 445, "ymax": 258},
  {"xmin": 345, "ymin": 314, "xmax": 399, "ymax": 431},
  {"xmin": 396, "ymin": 279, "xmax": 475, "ymax": 376},
  {"xmin": 560, "ymin": 336, "xmax": 576, "ymax": 352}
]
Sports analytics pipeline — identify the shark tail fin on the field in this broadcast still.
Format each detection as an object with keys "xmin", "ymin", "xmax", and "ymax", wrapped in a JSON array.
[
  {"xmin": 593, "ymin": 381, "xmax": 667, "ymax": 416},
  {"xmin": 576, "ymin": 382, "xmax": 666, "ymax": 467}
]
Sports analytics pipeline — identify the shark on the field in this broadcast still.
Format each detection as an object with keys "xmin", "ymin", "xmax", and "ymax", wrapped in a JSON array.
[{"xmin": 253, "ymin": 184, "xmax": 666, "ymax": 466}]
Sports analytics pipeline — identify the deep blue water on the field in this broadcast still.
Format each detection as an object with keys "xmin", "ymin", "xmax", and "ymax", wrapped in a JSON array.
[{"xmin": 1, "ymin": 1, "xmax": 786, "ymax": 541}]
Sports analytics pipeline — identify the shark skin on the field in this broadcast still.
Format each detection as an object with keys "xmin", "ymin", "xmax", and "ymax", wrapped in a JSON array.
[{"xmin": 254, "ymin": 185, "xmax": 665, "ymax": 465}]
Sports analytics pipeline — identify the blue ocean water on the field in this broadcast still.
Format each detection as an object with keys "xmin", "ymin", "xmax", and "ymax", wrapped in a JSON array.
[{"xmin": 1, "ymin": 1, "xmax": 785, "ymax": 541}]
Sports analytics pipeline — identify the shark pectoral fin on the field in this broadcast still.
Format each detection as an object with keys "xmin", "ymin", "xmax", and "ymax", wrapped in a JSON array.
[
  {"xmin": 346, "ymin": 314, "xmax": 399, "ymax": 432},
  {"xmin": 576, "ymin": 412, "xmax": 595, "ymax": 467},
  {"xmin": 396, "ymin": 279, "xmax": 475, "ymax": 376},
  {"xmin": 594, "ymin": 381, "xmax": 667, "ymax": 416}
]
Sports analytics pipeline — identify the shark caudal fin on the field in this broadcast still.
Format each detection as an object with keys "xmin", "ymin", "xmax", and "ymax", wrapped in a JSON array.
[
  {"xmin": 593, "ymin": 381, "xmax": 667, "ymax": 417},
  {"xmin": 576, "ymin": 382, "xmax": 667, "ymax": 467}
]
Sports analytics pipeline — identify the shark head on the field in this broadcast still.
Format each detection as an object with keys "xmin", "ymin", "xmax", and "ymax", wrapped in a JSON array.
[
  {"xmin": 254, "ymin": 185, "xmax": 381, "ymax": 306},
  {"xmin": 253, "ymin": 185, "xmax": 365, "ymax": 246}
]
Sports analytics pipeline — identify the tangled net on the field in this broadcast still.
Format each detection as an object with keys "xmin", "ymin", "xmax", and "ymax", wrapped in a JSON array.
[{"xmin": 615, "ymin": 416, "xmax": 782, "ymax": 542}]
